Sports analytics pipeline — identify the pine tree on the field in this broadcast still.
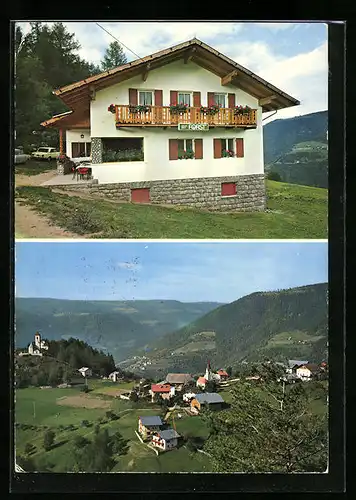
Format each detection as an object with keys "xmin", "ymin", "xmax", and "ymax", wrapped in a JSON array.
[{"xmin": 101, "ymin": 41, "xmax": 127, "ymax": 71}]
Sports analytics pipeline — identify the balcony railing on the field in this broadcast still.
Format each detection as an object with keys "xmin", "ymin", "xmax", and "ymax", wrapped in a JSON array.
[{"xmin": 114, "ymin": 105, "xmax": 257, "ymax": 128}]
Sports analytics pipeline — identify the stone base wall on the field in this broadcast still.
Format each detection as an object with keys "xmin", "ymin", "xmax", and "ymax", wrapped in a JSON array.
[
  {"xmin": 57, "ymin": 162, "xmax": 64, "ymax": 175},
  {"xmin": 55, "ymin": 174, "xmax": 266, "ymax": 212}
]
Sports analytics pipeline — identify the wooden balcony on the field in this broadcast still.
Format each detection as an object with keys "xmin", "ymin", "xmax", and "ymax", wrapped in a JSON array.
[{"xmin": 114, "ymin": 105, "xmax": 257, "ymax": 128}]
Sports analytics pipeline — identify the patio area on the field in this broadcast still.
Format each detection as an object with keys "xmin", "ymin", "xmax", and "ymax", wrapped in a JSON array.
[{"xmin": 41, "ymin": 174, "xmax": 95, "ymax": 187}]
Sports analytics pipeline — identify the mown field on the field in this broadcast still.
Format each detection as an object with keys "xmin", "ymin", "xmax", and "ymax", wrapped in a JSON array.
[
  {"xmin": 14, "ymin": 381, "xmax": 212, "ymax": 473},
  {"xmin": 15, "ymin": 180, "xmax": 328, "ymax": 239}
]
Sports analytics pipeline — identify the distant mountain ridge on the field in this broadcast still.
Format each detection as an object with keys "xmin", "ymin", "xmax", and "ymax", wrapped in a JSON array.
[
  {"xmin": 137, "ymin": 283, "xmax": 328, "ymax": 376},
  {"xmin": 263, "ymin": 111, "xmax": 328, "ymax": 188},
  {"xmin": 15, "ymin": 298, "xmax": 223, "ymax": 362}
]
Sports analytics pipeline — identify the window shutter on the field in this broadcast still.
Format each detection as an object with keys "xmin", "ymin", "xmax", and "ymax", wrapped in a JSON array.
[
  {"xmin": 228, "ymin": 93, "xmax": 236, "ymax": 108},
  {"xmin": 170, "ymin": 91, "xmax": 178, "ymax": 106},
  {"xmin": 195, "ymin": 139, "xmax": 203, "ymax": 159},
  {"xmin": 213, "ymin": 138, "xmax": 222, "ymax": 159},
  {"xmin": 221, "ymin": 182, "xmax": 237, "ymax": 196},
  {"xmin": 236, "ymin": 138, "xmax": 244, "ymax": 158},
  {"xmin": 193, "ymin": 92, "xmax": 201, "ymax": 107},
  {"xmin": 129, "ymin": 88, "xmax": 138, "ymax": 105},
  {"xmin": 155, "ymin": 90, "xmax": 163, "ymax": 106},
  {"xmin": 208, "ymin": 92, "xmax": 215, "ymax": 106},
  {"xmin": 169, "ymin": 139, "xmax": 178, "ymax": 160}
]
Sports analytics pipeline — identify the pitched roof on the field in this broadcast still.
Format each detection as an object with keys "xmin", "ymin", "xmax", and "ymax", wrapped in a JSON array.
[
  {"xmin": 151, "ymin": 384, "xmax": 171, "ymax": 393},
  {"xmin": 78, "ymin": 367, "xmax": 90, "ymax": 371},
  {"xmin": 298, "ymin": 363, "xmax": 319, "ymax": 372},
  {"xmin": 50, "ymin": 38, "xmax": 299, "ymax": 114},
  {"xmin": 288, "ymin": 360, "xmax": 309, "ymax": 368},
  {"xmin": 165, "ymin": 373, "xmax": 192, "ymax": 384},
  {"xmin": 195, "ymin": 392, "xmax": 224, "ymax": 404},
  {"xmin": 217, "ymin": 370, "xmax": 229, "ymax": 376},
  {"xmin": 157, "ymin": 429, "xmax": 180, "ymax": 441},
  {"xmin": 197, "ymin": 377, "xmax": 207, "ymax": 384},
  {"xmin": 139, "ymin": 415, "xmax": 163, "ymax": 426}
]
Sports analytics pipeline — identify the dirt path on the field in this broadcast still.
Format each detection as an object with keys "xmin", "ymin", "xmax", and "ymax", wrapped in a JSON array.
[
  {"xmin": 15, "ymin": 171, "xmax": 83, "ymax": 239},
  {"xmin": 15, "ymin": 201, "xmax": 82, "ymax": 239}
]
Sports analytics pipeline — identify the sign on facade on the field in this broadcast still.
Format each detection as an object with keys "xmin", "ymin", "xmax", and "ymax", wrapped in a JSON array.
[{"xmin": 178, "ymin": 123, "xmax": 209, "ymax": 131}]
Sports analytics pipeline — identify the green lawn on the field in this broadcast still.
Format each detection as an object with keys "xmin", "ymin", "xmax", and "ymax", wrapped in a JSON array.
[
  {"xmin": 14, "ymin": 385, "xmax": 212, "ymax": 472},
  {"xmin": 15, "ymin": 159, "xmax": 57, "ymax": 176},
  {"xmin": 15, "ymin": 180, "xmax": 328, "ymax": 238}
]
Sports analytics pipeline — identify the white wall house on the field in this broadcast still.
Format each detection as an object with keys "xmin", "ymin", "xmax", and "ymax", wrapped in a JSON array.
[{"xmin": 42, "ymin": 38, "xmax": 299, "ymax": 212}]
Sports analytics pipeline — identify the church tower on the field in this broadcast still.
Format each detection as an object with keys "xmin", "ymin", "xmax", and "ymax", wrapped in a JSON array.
[
  {"xmin": 204, "ymin": 360, "xmax": 213, "ymax": 381},
  {"xmin": 34, "ymin": 332, "xmax": 41, "ymax": 349}
]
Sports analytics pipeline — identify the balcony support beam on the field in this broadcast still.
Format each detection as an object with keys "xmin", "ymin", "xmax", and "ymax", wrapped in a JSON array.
[
  {"xmin": 89, "ymin": 85, "xmax": 96, "ymax": 100},
  {"xmin": 221, "ymin": 70, "xmax": 239, "ymax": 86},
  {"xmin": 184, "ymin": 47, "xmax": 196, "ymax": 64},
  {"xmin": 142, "ymin": 63, "xmax": 151, "ymax": 82},
  {"xmin": 259, "ymin": 95, "xmax": 277, "ymax": 106}
]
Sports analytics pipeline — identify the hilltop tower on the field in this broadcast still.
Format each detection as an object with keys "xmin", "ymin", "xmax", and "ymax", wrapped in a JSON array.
[
  {"xmin": 204, "ymin": 360, "xmax": 213, "ymax": 382},
  {"xmin": 34, "ymin": 332, "xmax": 41, "ymax": 349}
]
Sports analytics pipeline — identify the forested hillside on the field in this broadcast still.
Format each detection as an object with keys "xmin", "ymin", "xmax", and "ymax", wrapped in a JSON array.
[
  {"xmin": 143, "ymin": 283, "xmax": 328, "ymax": 374},
  {"xmin": 15, "ymin": 338, "xmax": 116, "ymax": 388},
  {"xmin": 15, "ymin": 298, "xmax": 222, "ymax": 362},
  {"xmin": 263, "ymin": 111, "xmax": 328, "ymax": 165}
]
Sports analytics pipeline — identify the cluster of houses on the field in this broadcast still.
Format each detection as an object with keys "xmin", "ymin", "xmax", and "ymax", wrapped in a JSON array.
[{"xmin": 283, "ymin": 359, "xmax": 327, "ymax": 382}]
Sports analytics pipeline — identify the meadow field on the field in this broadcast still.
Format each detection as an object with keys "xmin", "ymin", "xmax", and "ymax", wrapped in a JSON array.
[{"xmin": 14, "ymin": 381, "xmax": 212, "ymax": 473}]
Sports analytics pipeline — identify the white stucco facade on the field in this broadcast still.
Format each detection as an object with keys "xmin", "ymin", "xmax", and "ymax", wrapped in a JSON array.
[
  {"xmin": 76, "ymin": 60, "xmax": 264, "ymax": 185},
  {"xmin": 65, "ymin": 129, "xmax": 91, "ymax": 157}
]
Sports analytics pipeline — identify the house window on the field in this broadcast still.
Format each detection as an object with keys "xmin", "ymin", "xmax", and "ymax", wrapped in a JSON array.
[
  {"xmin": 220, "ymin": 138, "xmax": 235, "ymax": 157},
  {"xmin": 138, "ymin": 91, "xmax": 153, "ymax": 106},
  {"xmin": 221, "ymin": 182, "xmax": 237, "ymax": 196},
  {"xmin": 71, "ymin": 142, "xmax": 91, "ymax": 158},
  {"xmin": 102, "ymin": 138, "xmax": 144, "ymax": 162},
  {"xmin": 214, "ymin": 93, "xmax": 226, "ymax": 108},
  {"xmin": 178, "ymin": 92, "xmax": 192, "ymax": 106},
  {"xmin": 178, "ymin": 139, "xmax": 194, "ymax": 159}
]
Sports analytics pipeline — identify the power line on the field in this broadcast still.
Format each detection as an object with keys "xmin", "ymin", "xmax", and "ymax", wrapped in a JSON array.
[{"xmin": 95, "ymin": 23, "xmax": 143, "ymax": 61}]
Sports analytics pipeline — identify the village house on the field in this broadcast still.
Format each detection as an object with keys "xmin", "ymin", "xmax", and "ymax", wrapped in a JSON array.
[
  {"xmin": 138, "ymin": 415, "xmax": 164, "ymax": 438},
  {"xmin": 164, "ymin": 373, "xmax": 193, "ymax": 391},
  {"xmin": 196, "ymin": 376, "xmax": 208, "ymax": 389},
  {"xmin": 78, "ymin": 367, "xmax": 92, "ymax": 377},
  {"xmin": 182, "ymin": 392, "xmax": 196, "ymax": 403},
  {"xmin": 41, "ymin": 37, "xmax": 299, "ymax": 212},
  {"xmin": 108, "ymin": 371, "xmax": 122, "ymax": 382},
  {"xmin": 286, "ymin": 359, "xmax": 309, "ymax": 374},
  {"xmin": 149, "ymin": 384, "xmax": 175, "ymax": 402},
  {"xmin": 151, "ymin": 428, "xmax": 180, "ymax": 451},
  {"xmin": 191, "ymin": 392, "xmax": 225, "ymax": 413},
  {"xmin": 295, "ymin": 363, "xmax": 319, "ymax": 381},
  {"xmin": 216, "ymin": 369, "xmax": 229, "ymax": 380}
]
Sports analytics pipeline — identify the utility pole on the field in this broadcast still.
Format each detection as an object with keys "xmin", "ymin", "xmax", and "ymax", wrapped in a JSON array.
[
  {"xmin": 280, "ymin": 380, "xmax": 285, "ymax": 412},
  {"xmin": 33, "ymin": 401, "xmax": 36, "ymax": 419}
]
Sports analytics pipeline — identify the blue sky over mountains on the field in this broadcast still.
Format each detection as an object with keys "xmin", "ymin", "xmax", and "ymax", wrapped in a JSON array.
[
  {"xmin": 15, "ymin": 242, "xmax": 328, "ymax": 303},
  {"xmin": 17, "ymin": 22, "xmax": 328, "ymax": 122}
]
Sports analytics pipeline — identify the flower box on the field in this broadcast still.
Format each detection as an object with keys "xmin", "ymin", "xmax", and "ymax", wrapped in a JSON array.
[
  {"xmin": 234, "ymin": 105, "xmax": 252, "ymax": 116},
  {"xmin": 129, "ymin": 105, "xmax": 151, "ymax": 114},
  {"xmin": 178, "ymin": 149, "xmax": 195, "ymax": 160},
  {"xmin": 170, "ymin": 103, "xmax": 189, "ymax": 114},
  {"xmin": 200, "ymin": 105, "xmax": 220, "ymax": 116}
]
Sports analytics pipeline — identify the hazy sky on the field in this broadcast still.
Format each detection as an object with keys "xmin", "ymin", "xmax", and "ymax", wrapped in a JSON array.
[
  {"xmin": 15, "ymin": 241, "xmax": 328, "ymax": 303},
  {"xmin": 16, "ymin": 21, "xmax": 328, "ymax": 123}
]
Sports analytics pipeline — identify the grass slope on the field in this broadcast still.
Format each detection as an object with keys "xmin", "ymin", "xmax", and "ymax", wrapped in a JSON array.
[
  {"xmin": 15, "ymin": 159, "xmax": 57, "ymax": 176},
  {"xmin": 15, "ymin": 382, "xmax": 212, "ymax": 473},
  {"xmin": 15, "ymin": 180, "xmax": 327, "ymax": 239}
]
